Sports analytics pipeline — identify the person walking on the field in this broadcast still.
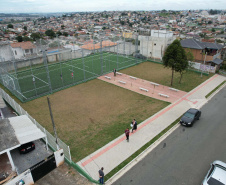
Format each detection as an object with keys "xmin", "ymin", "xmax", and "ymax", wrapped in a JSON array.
[
  {"xmin": 125, "ymin": 128, "xmax": 130, "ymax": 142},
  {"xmin": 113, "ymin": 68, "xmax": 116, "ymax": 76},
  {"xmin": 132, "ymin": 119, "xmax": 137, "ymax": 133},
  {"xmin": 98, "ymin": 167, "xmax": 104, "ymax": 184}
]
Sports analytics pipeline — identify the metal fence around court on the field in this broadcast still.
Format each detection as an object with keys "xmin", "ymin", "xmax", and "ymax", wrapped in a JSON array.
[
  {"xmin": 0, "ymin": 88, "xmax": 72, "ymax": 162},
  {"xmin": 0, "ymin": 37, "xmax": 144, "ymax": 102}
]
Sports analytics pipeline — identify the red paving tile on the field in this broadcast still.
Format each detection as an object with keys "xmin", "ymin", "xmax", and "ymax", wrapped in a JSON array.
[{"xmin": 98, "ymin": 72, "xmax": 187, "ymax": 103}]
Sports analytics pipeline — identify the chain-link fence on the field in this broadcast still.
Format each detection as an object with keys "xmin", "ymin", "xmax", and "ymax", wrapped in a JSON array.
[
  {"xmin": 0, "ymin": 35, "xmax": 146, "ymax": 102},
  {"xmin": 0, "ymin": 88, "xmax": 72, "ymax": 162}
]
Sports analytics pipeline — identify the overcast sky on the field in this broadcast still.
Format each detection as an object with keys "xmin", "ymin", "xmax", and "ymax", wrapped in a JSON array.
[{"xmin": 0, "ymin": 0, "xmax": 225, "ymax": 13}]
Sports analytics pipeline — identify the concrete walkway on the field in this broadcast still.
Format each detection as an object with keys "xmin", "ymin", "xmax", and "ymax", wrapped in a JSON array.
[
  {"xmin": 98, "ymin": 72, "xmax": 187, "ymax": 103},
  {"xmin": 77, "ymin": 74, "xmax": 226, "ymax": 182}
]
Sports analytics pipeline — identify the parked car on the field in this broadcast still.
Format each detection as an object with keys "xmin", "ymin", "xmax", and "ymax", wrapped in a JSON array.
[
  {"xmin": 19, "ymin": 142, "xmax": 35, "ymax": 154},
  {"xmin": 202, "ymin": 160, "xmax": 226, "ymax": 185},
  {"xmin": 180, "ymin": 108, "xmax": 201, "ymax": 127}
]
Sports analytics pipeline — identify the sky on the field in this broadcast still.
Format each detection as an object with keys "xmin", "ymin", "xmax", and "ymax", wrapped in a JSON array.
[{"xmin": 0, "ymin": 0, "xmax": 225, "ymax": 13}]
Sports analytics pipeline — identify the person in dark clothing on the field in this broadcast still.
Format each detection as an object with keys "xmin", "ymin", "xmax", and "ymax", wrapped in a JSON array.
[
  {"xmin": 99, "ymin": 167, "xmax": 104, "ymax": 184},
  {"xmin": 132, "ymin": 119, "xmax": 137, "ymax": 133},
  {"xmin": 125, "ymin": 128, "xmax": 130, "ymax": 142},
  {"xmin": 113, "ymin": 68, "xmax": 116, "ymax": 76}
]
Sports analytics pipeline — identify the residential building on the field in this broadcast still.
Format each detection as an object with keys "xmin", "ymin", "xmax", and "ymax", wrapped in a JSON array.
[{"xmin": 139, "ymin": 30, "xmax": 176, "ymax": 60}]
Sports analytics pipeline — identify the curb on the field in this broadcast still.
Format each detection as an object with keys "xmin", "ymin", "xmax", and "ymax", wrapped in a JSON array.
[
  {"xmin": 105, "ymin": 78, "xmax": 226, "ymax": 184},
  {"xmin": 105, "ymin": 123, "xmax": 180, "ymax": 185}
]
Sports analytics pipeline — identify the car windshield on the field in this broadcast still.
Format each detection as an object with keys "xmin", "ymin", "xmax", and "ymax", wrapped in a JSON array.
[{"xmin": 184, "ymin": 112, "xmax": 195, "ymax": 119}]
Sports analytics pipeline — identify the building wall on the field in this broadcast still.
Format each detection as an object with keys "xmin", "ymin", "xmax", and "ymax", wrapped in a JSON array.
[
  {"xmin": 11, "ymin": 47, "xmax": 24, "ymax": 59},
  {"xmin": 0, "ymin": 44, "xmax": 14, "ymax": 61},
  {"xmin": 139, "ymin": 35, "xmax": 176, "ymax": 59},
  {"xmin": 185, "ymin": 48, "xmax": 221, "ymax": 62}
]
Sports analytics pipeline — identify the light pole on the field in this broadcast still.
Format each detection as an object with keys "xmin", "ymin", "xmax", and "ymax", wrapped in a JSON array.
[{"xmin": 201, "ymin": 52, "xmax": 207, "ymax": 78}]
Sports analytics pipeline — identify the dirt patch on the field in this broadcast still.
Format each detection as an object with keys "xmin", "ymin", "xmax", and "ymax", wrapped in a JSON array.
[{"xmin": 35, "ymin": 163, "xmax": 92, "ymax": 185}]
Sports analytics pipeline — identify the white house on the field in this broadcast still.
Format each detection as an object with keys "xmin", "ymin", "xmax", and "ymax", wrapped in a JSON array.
[
  {"xmin": 10, "ymin": 41, "xmax": 37, "ymax": 59},
  {"xmin": 139, "ymin": 30, "xmax": 176, "ymax": 60}
]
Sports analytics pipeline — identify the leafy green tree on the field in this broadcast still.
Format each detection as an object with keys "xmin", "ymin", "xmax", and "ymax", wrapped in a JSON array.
[
  {"xmin": 61, "ymin": 25, "xmax": 65, "ymax": 29},
  {"xmin": 24, "ymin": 26, "xmax": 27, "ymax": 31},
  {"xmin": 45, "ymin": 29, "xmax": 56, "ymax": 39},
  {"xmin": 163, "ymin": 39, "xmax": 188, "ymax": 86},
  {"xmin": 7, "ymin": 24, "xmax": 13, "ymax": 29},
  {"xmin": 16, "ymin": 36, "xmax": 23, "ymax": 42},
  {"xmin": 56, "ymin": 31, "xmax": 62, "ymax": 36},
  {"xmin": 23, "ymin": 36, "xmax": 32, "ymax": 41},
  {"xmin": 63, "ymin": 32, "xmax": 68, "ymax": 37},
  {"xmin": 31, "ymin": 33, "xmax": 41, "ymax": 41},
  {"xmin": 211, "ymin": 28, "xmax": 216, "ymax": 32},
  {"xmin": 176, "ymin": 50, "xmax": 189, "ymax": 84}
]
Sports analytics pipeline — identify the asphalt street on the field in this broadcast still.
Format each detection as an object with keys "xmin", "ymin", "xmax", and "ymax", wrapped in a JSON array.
[{"xmin": 113, "ymin": 86, "xmax": 226, "ymax": 185}]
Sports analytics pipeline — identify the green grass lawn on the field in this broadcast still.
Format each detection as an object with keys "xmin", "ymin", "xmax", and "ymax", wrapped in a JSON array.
[
  {"xmin": 20, "ymin": 79, "xmax": 169, "ymax": 162},
  {"xmin": 120, "ymin": 61, "xmax": 213, "ymax": 92}
]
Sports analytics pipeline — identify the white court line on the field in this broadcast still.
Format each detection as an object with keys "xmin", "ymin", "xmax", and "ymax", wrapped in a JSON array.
[
  {"xmin": 62, "ymin": 62, "xmax": 98, "ymax": 76},
  {"xmin": 33, "ymin": 75, "xmax": 49, "ymax": 85}
]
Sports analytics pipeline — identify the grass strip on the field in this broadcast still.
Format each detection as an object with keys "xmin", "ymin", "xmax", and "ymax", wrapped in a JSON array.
[
  {"xmin": 205, "ymin": 81, "xmax": 226, "ymax": 98},
  {"xmin": 105, "ymin": 117, "xmax": 181, "ymax": 182}
]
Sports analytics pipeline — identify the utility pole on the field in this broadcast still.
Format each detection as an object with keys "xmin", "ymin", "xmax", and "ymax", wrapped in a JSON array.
[
  {"xmin": 47, "ymin": 97, "xmax": 59, "ymax": 150},
  {"xmin": 201, "ymin": 52, "xmax": 207, "ymax": 78}
]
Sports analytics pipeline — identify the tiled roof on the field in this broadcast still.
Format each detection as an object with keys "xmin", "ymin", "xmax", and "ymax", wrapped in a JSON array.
[
  {"xmin": 180, "ymin": 39, "xmax": 224, "ymax": 50},
  {"xmin": 81, "ymin": 40, "xmax": 117, "ymax": 50},
  {"xmin": 11, "ymin": 41, "xmax": 36, "ymax": 49}
]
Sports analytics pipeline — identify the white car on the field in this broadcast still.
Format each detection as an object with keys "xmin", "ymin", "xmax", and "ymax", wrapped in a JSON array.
[{"xmin": 202, "ymin": 160, "xmax": 226, "ymax": 185}]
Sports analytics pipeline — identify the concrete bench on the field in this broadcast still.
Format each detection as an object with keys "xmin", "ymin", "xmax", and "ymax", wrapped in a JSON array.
[
  {"xmin": 130, "ymin": 76, "xmax": 137, "ymax": 80},
  {"xmin": 139, "ymin": 87, "xmax": 149, "ymax": 92},
  {"xmin": 118, "ymin": 80, "xmax": 126, "ymax": 84},
  {"xmin": 116, "ymin": 72, "xmax": 122, "ymax": 75},
  {"xmin": 169, "ymin": 87, "xmax": 179, "ymax": 92},
  {"xmin": 105, "ymin": 76, "xmax": 111, "ymax": 80},
  {"xmin": 150, "ymin": 82, "xmax": 159, "ymax": 86},
  {"xmin": 158, "ymin": 93, "xmax": 169, "ymax": 98}
]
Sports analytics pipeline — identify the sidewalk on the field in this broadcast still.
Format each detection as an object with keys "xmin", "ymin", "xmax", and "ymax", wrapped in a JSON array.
[{"xmin": 77, "ymin": 74, "xmax": 226, "ymax": 182}]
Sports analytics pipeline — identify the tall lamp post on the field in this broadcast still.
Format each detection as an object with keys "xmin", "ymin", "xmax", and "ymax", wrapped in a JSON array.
[
  {"xmin": 47, "ymin": 97, "xmax": 60, "ymax": 150},
  {"xmin": 201, "ymin": 52, "xmax": 207, "ymax": 78}
]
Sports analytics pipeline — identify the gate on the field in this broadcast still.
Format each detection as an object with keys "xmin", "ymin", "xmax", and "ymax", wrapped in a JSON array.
[{"xmin": 30, "ymin": 154, "xmax": 56, "ymax": 182}]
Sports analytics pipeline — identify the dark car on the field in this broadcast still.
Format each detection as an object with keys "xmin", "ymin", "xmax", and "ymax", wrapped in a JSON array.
[
  {"xmin": 19, "ymin": 142, "xmax": 35, "ymax": 154},
  {"xmin": 180, "ymin": 108, "xmax": 201, "ymax": 127}
]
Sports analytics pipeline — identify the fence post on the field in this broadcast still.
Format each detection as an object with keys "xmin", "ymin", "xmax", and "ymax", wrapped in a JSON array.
[
  {"xmin": 19, "ymin": 104, "xmax": 22, "ymax": 115},
  {"xmin": 12, "ymin": 99, "xmax": 17, "ymax": 113},
  {"xmin": 44, "ymin": 128, "xmax": 49, "ymax": 151},
  {"xmin": 34, "ymin": 118, "xmax": 37, "ymax": 126},
  {"xmin": 68, "ymin": 146, "xmax": 72, "ymax": 162}
]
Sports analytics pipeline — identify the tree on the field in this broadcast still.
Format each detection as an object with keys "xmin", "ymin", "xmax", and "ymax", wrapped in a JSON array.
[
  {"xmin": 16, "ymin": 36, "xmax": 23, "ymax": 42},
  {"xmin": 61, "ymin": 25, "xmax": 65, "ymax": 29},
  {"xmin": 163, "ymin": 39, "xmax": 188, "ymax": 86},
  {"xmin": 31, "ymin": 33, "xmax": 41, "ymax": 41},
  {"xmin": 63, "ymin": 32, "xmax": 68, "ymax": 37},
  {"xmin": 176, "ymin": 50, "xmax": 190, "ymax": 84},
  {"xmin": 45, "ymin": 29, "xmax": 56, "ymax": 39},
  {"xmin": 23, "ymin": 36, "xmax": 32, "ymax": 41},
  {"xmin": 56, "ymin": 31, "xmax": 62, "ymax": 36},
  {"xmin": 211, "ymin": 28, "xmax": 216, "ymax": 32},
  {"xmin": 7, "ymin": 24, "xmax": 13, "ymax": 29},
  {"xmin": 24, "ymin": 26, "xmax": 27, "ymax": 31}
]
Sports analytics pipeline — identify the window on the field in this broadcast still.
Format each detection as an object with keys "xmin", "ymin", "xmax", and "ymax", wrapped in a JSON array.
[
  {"xmin": 154, "ymin": 43, "xmax": 156, "ymax": 46},
  {"xmin": 30, "ymin": 49, "xmax": 33, "ymax": 54},
  {"xmin": 25, "ymin": 49, "xmax": 29, "ymax": 53},
  {"xmin": 15, "ymin": 50, "xmax": 17, "ymax": 55}
]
